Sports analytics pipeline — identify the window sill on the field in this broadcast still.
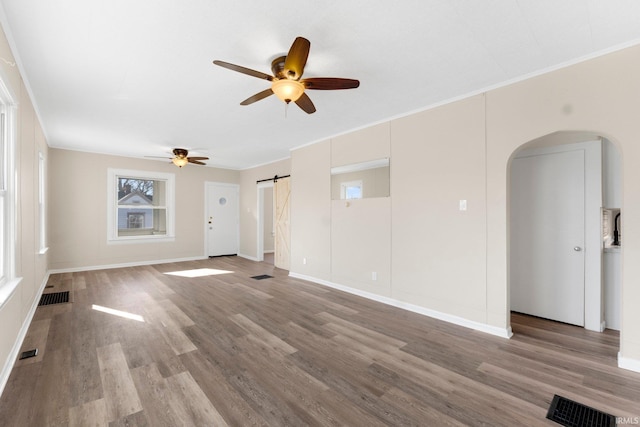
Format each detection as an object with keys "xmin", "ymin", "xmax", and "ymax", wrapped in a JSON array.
[
  {"xmin": 0, "ymin": 276, "xmax": 23, "ymax": 309},
  {"xmin": 107, "ymin": 235, "xmax": 175, "ymax": 245}
]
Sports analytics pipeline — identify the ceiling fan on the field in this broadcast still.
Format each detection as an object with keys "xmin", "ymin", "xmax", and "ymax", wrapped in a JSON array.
[
  {"xmin": 148, "ymin": 148, "xmax": 209, "ymax": 168},
  {"xmin": 213, "ymin": 36, "xmax": 359, "ymax": 114}
]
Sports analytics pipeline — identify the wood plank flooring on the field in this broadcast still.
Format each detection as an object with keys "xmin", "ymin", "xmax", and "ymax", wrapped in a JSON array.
[{"xmin": 1, "ymin": 256, "xmax": 639, "ymax": 426}]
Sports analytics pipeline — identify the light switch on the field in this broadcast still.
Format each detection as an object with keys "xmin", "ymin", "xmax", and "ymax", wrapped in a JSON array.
[{"xmin": 459, "ymin": 200, "xmax": 467, "ymax": 211}]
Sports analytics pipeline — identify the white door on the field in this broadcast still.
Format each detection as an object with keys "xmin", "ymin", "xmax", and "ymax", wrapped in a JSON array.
[
  {"xmin": 510, "ymin": 149, "xmax": 585, "ymax": 326},
  {"xmin": 206, "ymin": 183, "xmax": 239, "ymax": 257}
]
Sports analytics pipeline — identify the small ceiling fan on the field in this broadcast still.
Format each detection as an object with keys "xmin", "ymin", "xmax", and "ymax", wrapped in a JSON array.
[
  {"xmin": 148, "ymin": 148, "xmax": 209, "ymax": 168},
  {"xmin": 213, "ymin": 36, "xmax": 359, "ymax": 114}
]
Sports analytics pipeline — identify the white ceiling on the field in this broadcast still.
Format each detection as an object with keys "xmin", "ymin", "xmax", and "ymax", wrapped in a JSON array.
[{"xmin": 1, "ymin": 1, "xmax": 640, "ymax": 169}]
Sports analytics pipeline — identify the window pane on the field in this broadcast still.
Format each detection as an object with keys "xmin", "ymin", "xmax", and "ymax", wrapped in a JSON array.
[
  {"xmin": 109, "ymin": 169, "xmax": 174, "ymax": 242},
  {"xmin": 117, "ymin": 178, "xmax": 150, "ymax": 203},
  {"xmin": 345, "ymin": 185, "xmax": 362, "ymax": 200},
  {"xmin": 117, "ymin": 207, "xmax": 166, "ymax": 237}
]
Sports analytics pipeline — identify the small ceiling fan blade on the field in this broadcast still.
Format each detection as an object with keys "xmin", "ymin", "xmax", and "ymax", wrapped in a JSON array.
[
  {"xmin": 295, "ymin": 92, "xmax": 316, "ymax": 114},
  {"xmin": 188, "ymin": 159, "xmax": 207, "ymax": 165},
  {"xmin": 187, "ymin": 156, "xmax": 209, "ymax": 161},
  {"xmin": 240, "ymin": 88, "xmax": 274, "ymax": 105},
  {"xmin": 284, "ymin": 37, "xmax": 310, "ymax": 80},
  {"xmin": 213, "ymin": 60, "xmax": 273, "ymax": 81},
  {"xmin": 303, "ymin": 77, "xmax": 360, "ymax": 90}
]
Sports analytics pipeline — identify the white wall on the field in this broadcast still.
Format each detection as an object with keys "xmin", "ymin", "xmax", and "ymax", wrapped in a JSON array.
[
  {"xmin": 0, "ymin": 25, "xmax": 49, "ymax": 395},
  {"xmin": 290, "ymin": 44, "xmax": 640, "ymax": 371},
  {"xmin": 48, "ymin": 149, "xmax": 239, "ymax": 271}
]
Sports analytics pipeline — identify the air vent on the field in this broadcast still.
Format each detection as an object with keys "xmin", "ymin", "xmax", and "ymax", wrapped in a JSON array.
[
  {"xmin": 19, "ymin": 349, "xmax": 38, "ymax": 360},
  {"xmin": 251, "ymin": 275, "xmax": 273, "ymax": 280},
  {"xmin": 546, "ymin": 394, "xmax": 615, "ymax": 427},
  {"xmin": 38, "ymin": 291, "xmax": 70, "ymax": 306}
]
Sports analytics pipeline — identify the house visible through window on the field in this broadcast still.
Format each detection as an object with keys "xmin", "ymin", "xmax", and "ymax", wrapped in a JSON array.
[
  {"xmin": 127, "ymin": 212, "xmax": 145, "ymax": 228},
  {"xmin": 107, "ymin": 169, "xmax": 175, "ymax": 242}
]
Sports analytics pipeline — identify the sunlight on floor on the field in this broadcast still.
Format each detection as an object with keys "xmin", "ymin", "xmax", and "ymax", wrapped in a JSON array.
[
  {"xmin": 164, "ymin": 268, "xmax": 234, "ymax": 278},
  {"xmin": 91, "ymin": 304, "xmax": 145, "ymax": 322}
]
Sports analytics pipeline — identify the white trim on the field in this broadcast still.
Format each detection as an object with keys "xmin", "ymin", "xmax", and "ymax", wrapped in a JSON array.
[
  {"xmin": 48, "ymin": 255, "xmax": 207, "ymax": 274},
  {"xmin": 331, "ymin": 158, "xmax": 389, "ymax": 175},
  {"xmin": 618, "ymin": 353, "xmax": 640, "ymax": 373},
  {"xmin": 0, "ymin": 274, "xmax": 45, "ymax": 399},
  {"xmin": 0, "ymin": 276, "xmax": 20, "ymax": 310},
  {"xmin": 256, "ymin": 181, "xmax": 274, "ymax": 262},
  {"xmin": 107, "ymin": 168, "xmax": 175, "ymax": 243},
  {"xmin": 289, "ymin": 272, "xmax": 513, "ymax": 339}
]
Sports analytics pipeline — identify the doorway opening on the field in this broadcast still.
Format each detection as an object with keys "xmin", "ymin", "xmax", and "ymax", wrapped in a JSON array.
[
  {"xmin": 508, "ymin": 132, "xmax": 622, "ymax": 342},
  {"xmin": 257, "ymin": 181, "xmax": 275, "ymax": 264}
]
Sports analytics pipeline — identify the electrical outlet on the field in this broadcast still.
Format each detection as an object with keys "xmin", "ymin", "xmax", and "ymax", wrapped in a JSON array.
[
  {"xmin": 372, "ymin": 272, "xmax": 377, "ymax": 281},
  {"xmin": 459, "ymin": 200, "xmax": 467, "ymax": 211},
  {"xmin": 303, "ymin": 258, "xmax": 307, "ymax": 265}
]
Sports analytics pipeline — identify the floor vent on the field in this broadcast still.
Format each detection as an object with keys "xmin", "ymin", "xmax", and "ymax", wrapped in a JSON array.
[
  {"xmin": 38, "ymin": 291, "xmax": 70, "ymax": 306},
  {"xmin": 19, "ymin": 349, "xmax": 38, "ymax": 360},
  {"xmin": 251, "ymin": 274, "xmax": 273, "ymax": 280},
  {"xmin": 546, "ymin": 394, "xmax": 615, "ymax": 427}
]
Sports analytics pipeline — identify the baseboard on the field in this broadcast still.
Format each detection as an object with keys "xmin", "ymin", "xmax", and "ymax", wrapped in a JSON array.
[
  {"xmin": 0, "ymin": 272, "xmax": 49, "ymax": 398},
  {"xmin": 288, "ymin": 272, "xmax": 513, "ymax": 339},
  {"xmin": 48, "ymin": 255, "xmax": 208, "ymax": 274},
  {"xmin": 618, "ymin": 353, "xmax": 640, "ymax": 373}
]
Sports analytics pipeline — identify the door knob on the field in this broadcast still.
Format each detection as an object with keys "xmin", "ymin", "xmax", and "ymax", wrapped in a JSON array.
[{"xmin": 573, "ymin": 246, "xmax": 582, "ymax": 251}]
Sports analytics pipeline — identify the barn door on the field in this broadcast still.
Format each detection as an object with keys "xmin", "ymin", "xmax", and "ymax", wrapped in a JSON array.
[{"xmin": 274, "ymin": 177, "xmax": 291, "ymax": 270}]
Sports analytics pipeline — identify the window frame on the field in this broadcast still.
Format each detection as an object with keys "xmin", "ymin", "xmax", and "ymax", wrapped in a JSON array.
[
  {"xmin": 0, "ymin": 71, "xmax": 19, "ymax": 304},
  {"xmin": 38, "ymin": 151, "xmax": 48, "ymax": 254},
  {"xmin": 107, "ymin": 168, "xmax": 175, "ymax": 244}
]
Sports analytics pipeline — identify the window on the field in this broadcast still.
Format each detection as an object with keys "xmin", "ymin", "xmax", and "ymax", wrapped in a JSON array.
[
  {"xmin": 340, "ymin": 180, "xmax": 363, "ymax": 200},
  {"xmin": 0, "ymin": 112, "xmax": 6, "ymax": 285},
  {"xmin": 0, "ymin": 76, "xmax": 18, "ymax": 296},
  {"xmin": 107, "ymin": 169, "xmax": 175, "ymax": 243},
  {"xmin": 38, "ymin": 151, "xmax": 47, "ymax": 253}
]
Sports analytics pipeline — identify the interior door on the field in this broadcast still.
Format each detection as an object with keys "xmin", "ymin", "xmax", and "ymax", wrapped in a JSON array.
[
  {"xmin": 206, "ymin": 183, "xmax": 239, "ymax": 257},
  {"xmin": 274, "ymin": 177, "xmax": 291, "ymax": 270},
  {"xmin": 510, "ymin": 149, "xmax": 585, "ymax": 326}
]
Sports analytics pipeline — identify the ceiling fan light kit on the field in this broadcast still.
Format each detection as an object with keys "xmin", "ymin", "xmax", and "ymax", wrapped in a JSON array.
[
  {"xmin": 172, "ymin": 156, "xmax": 189, "ymax": 168},
  {"xmin": 213, "ymin": 36, "xmax": 359, "ymax": 114},
  {"xmin": 271, "ymin": 79, "xmax": 305, "ymax": 103},
  {"xmin": 147, "ymin": 148, "xmax": 209, "ymax": 168}
]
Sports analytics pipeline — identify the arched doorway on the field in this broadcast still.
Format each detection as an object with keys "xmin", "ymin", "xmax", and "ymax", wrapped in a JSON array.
[{"xmin": 507, "ymin": 131, "xmax": 622, "ymax": 335}]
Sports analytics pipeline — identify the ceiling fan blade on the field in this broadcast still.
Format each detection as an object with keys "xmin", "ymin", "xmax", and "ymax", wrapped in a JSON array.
[
  {"xmin": 284, "ymin": 37, "xmax": 310, "ymax": 80},
  {"xmin": 187, "ymin": 156, "xmax": 209, "ymax": 161},
  {"xmin": 240, "ymin": 88, "xmax": 274, "ymax": 105},
  {"xmin": 188, "ymin": 159, "xmax": 206, "ymax": 165},
  {"xmin": 303, "ymin": 77, "xmax": 360, "ymax": 90},
  {"xmin": 213, "ymin": 60, "xmax": 273, "ymax": 81},
  {"xmin": 295, "ymin": 92, "xmax": 316, "ymax": 114}
]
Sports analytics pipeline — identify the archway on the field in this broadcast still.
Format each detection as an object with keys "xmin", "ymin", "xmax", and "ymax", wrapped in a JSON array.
[{"xmin": 507, "ymin": 131, "xmax": 622, "ymax": 337}]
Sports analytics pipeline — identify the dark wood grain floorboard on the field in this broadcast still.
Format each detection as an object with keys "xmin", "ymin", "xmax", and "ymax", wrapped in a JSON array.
[{"xmin": 1, "ymin": 255, "xmax": 639, "ymax": 425}]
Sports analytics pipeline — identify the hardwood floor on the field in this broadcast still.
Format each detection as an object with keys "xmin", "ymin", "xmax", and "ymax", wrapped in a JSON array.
[{"xmin": 1, "ymin": 256, "xmax": 638, "ymax": 426}]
